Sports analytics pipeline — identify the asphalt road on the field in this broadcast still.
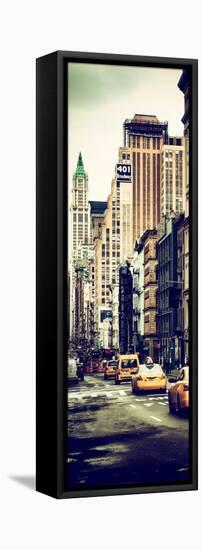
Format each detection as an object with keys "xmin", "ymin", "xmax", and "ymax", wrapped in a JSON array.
[{"xmin": 66, "ymin": 374, "xmax": 190, "ymax": 490}]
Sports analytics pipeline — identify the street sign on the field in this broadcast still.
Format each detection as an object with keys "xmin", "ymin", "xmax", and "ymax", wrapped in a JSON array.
[{"xmin": 116, "ymin": 163, "xmax": 131, "ymax": 182}]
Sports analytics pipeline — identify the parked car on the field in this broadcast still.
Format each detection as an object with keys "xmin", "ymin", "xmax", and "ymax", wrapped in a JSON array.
[
  {"xmin": 114, "ymin": 354, "xmax": 139, "ymax": 384},
  {"xmin": 104, "ymin": 359, "xmax": 118, "ymax": 380},
  {"xmin": 168, "ymin": 366, "xmax": 189, "ymax": 414},
  {"xmin": 67, "ymin": 357, "xmax": 78, "ymax": 385},
  {"xmin": 131, "ymin": 361, "xmax": 167, "ymax": 394}
]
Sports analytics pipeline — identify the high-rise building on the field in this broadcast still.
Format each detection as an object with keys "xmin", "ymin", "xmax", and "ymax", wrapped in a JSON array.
[
  {"xmin": 123, "ymin": 114, "xmax": 168, "ymax": 243},
  {"xmin": 157, "ymin": 214, "xmax": 185, "ymax": 370},
  {"xmin": 94, "ymin": 189, "xmax": 114, "ymax": 347},
  {"xmin": 178, "ymin": 69, "xmax": 190, "ymax": 362},
  {"xmin": 161, "ymin": 137, "xmax": 185, "ymax": 219},
  {"xmin": 117, "ymin": 147, "xmax": 133, "ymax": 261},
  {"xmin": 93, "ymin": 144, "xmax": 134, "ymax": 346},
  {"xmin": 89, "ymin": 201, "xmax": 107, "ymax": 345},
  {"xmin": 70, "ymin": 153, "xmax": 91, "ymax": 340},
  {"xmin": 71, "ymin": 152, "xmax": 91, "ymax": 257}
]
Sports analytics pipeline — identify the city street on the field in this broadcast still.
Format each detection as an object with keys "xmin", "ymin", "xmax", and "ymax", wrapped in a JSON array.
[{"xmin": 67, "ymin": 374, "xmax": 190, "ymax": 489}]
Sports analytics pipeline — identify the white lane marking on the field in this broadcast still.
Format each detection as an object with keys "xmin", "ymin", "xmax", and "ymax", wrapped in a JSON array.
[
  {"xmin": 90, "ymin": 393, "xmax": 98, "ymax": 398},
  {"xmin": 150, "ymin": 415, "xmax": 161, "ymax": 422},
  {"xmin": 144, "ymin": 403, "xmax": 153, "ymax": 407},
  {"xmin": 134, "ymin": 398, "xmax": 146, "ymax": 402},
  {"xmin": 157, "ymin": 396, "xmax": 166, "ymax": 400},
  {"xmin": 129, "ymin": 404, "xmax": 137, "ymax": 409},
  {"xmin": 119, "ymin": 390, "xmax": 127, "ymax": 396},
  {"xmin": 148, "ymin": 394, "xmax": 168, "ymax": 399},
  {"xmin": 106, "ymin": 392, "xmax": 116, "ymax": 398},
  {"xmin": 158, "ymin": 402, "xmax": 167, "ymax": 406}
]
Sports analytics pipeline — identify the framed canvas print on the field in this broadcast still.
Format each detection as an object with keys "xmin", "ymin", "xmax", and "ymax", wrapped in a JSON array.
[{"xmin": 36, "ymin": 51, "xmax": 198, "ymax": 499}]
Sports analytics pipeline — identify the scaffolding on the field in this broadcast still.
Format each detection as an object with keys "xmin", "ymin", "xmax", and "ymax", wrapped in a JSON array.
[{"xmin": 123, "ymin": 118, "xmax": 168, "ymax": 147}]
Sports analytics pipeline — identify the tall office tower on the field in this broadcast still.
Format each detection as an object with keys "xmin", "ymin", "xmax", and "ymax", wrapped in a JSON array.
[
  {"xmin": 71, "ymin": 152, "xmax": 91, "ymax": 258},
  {"xmin": 161, "ymin": 137, "xmax": 185, "ymax": 219},
  {"xmin": 94, "ymin": 188, "xmax": 115, "ymax": 347},
  {"xmin": 93, "ymin": 145, "xmax": 134, "ymax": 347},
  {"xmin": 123, "ymin": 114, "xmax": 168, "ymax": 243},
  {"xmin": 117, "ymin": 147, "xmax": 133, "ymax": 261},
  {"xmin": 89, "ymin": 201, "xmax": 107, "ymax": 345},
  {"xmin": 70, "ymin": 153, "xmax": 91, "ymax": 340}
]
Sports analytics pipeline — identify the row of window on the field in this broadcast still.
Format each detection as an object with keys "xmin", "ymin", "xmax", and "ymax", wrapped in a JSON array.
[{"xmin": 130, "ymin": 136, "xmax": 161, "ymax": 150}]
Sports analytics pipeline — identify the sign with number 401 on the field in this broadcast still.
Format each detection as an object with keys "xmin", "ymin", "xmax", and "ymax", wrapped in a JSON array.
[{"xmin": 116, "ymin": 163, "xmax": 131, "ymax": 182}]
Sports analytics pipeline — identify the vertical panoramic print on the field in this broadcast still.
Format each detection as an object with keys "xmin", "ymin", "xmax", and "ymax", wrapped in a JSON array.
[{"xmin": 66, "ymin": 63, "xmax": 190, "ymax": 490}]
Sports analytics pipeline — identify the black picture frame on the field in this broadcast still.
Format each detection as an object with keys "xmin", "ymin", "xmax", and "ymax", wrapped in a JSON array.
[{"xmin": 36, "ymin": 50, "xmax": 198, "ymax": 499}]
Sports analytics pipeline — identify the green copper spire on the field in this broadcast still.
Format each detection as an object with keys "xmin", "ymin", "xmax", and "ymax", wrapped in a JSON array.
[{"xmin": 75, "ymin": 152, "xmax": 85, "ymax": 177}]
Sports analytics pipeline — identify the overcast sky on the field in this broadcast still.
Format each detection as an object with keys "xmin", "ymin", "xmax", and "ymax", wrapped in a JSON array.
[{"xmin": 68, "ymin": 63, "xmax": 184, "ymax": 202}]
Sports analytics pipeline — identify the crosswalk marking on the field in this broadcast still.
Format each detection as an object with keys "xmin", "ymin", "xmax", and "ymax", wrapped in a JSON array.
[
  {"xmin": 68, "ymin": 390, "xmax": 168, "ymax": 400},
  {"xmin": 68, "ymin": 388, "xmax": 132, "ymax": 399},
  {"xmin": 68, "ymin": 387, "xmax": 169, "ymax": 408}
]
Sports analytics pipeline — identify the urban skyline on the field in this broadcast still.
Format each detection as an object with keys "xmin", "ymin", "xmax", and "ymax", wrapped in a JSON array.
[
  {"xmin": 67, "ymin": 63, "xmax": 190, "ymax": 491},
  {"xmin": 68, "ymin": 63, "xmax": 184, "ymax": 202},
  {"xmin": 69, "ymin": 112, "xmax": 187, "ymax": 357}
]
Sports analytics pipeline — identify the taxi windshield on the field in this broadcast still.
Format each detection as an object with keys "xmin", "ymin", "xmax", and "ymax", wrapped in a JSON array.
[
  {"xmin": 121, "ymin": 359, "xmax": 138, "ymax": 369},
  {"xmin": 108, "ymin": 361, "xmax": 118, "ymax": 367}
]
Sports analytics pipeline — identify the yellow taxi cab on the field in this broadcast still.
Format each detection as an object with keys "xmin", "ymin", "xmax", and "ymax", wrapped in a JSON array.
[
  {"xmin": 168, "ymin": 366, "xmax": 189, "ymax": 414},
  {"xmin": 131, "ymin": 359, "xmax": 167, "ymax": 394},
  {"xmin": 114, "ymin": 354, "xmax": 139, "ymax": 384},
  {"xmin": 104, "ymin": 359, "xmax": 118, "ymax": 380}
]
